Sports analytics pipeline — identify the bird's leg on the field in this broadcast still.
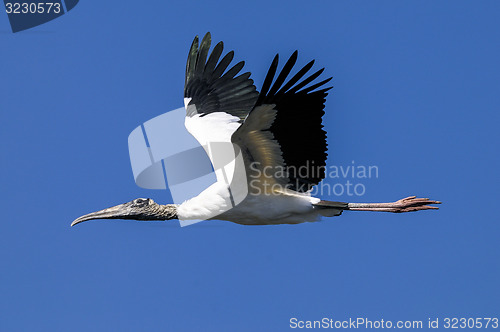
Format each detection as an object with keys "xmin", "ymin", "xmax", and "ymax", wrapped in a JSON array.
[{"xmin": 346, "ymin": 196, "xmax": 441, "ymax": 213}]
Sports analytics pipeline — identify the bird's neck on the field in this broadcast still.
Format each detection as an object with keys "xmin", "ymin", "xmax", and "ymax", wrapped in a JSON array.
[{"xmin": 156, "ymin": 204, "xmax": 178, "ymax": 220}]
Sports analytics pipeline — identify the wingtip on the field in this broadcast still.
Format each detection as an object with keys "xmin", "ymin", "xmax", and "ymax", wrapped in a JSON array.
[
  {"xmin": 215, "ymin": 40, "xmax": 224, "ymax": 50},
  {"xmin": 201, "ymin": 32, "xmax": 211, "ymax": 46},
  {"xmin": 190, "ymin": 35, "xmax": 199, "ymax": 51}
]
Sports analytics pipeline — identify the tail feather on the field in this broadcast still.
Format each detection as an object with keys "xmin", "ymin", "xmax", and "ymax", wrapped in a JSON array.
[
  {"xmin": 313, "ymin": 200, "xmax": 348, "ymax": 209},
  {"xmin": 313, "ymin": 200, "xmax": 348, "ymax": 217}
]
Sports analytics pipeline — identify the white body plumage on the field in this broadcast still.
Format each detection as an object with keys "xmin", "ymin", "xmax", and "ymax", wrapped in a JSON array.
[{"xmin": 176, "ymin": 111, "xmax": 341, "ymax": 225}]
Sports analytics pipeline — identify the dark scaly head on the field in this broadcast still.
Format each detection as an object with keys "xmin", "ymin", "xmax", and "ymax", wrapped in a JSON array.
[{"xmin": 71, "ymin": 198, "xmax": 178, "ymax": 226}]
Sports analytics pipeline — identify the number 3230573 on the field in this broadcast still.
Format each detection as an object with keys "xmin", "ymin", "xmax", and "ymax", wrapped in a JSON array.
[{"xmin": 5, "ymin": 2, "xmax": 62, "ymax": 14}]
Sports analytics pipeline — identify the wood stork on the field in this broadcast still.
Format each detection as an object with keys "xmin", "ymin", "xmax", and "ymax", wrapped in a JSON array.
[{"xmin": 71, "ymin": 33, "xmax": 440, "ymax": 227}]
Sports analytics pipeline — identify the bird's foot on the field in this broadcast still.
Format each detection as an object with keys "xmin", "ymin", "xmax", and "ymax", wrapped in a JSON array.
[{"xmin": 390, "ymin": 196, "xmax": 441, "ymax": 213}]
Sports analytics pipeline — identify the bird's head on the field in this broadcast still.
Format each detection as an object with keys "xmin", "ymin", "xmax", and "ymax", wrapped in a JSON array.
[{"xmin": 71, "ymin": 198, "xmax": 178, "ymax": 227}]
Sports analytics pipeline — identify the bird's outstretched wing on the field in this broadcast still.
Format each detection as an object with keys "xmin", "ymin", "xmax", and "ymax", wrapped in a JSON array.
[
  {"xmin": 232, "ymin": 52, "xmax": 331, "ymax": 193},
  {"xmin": 183, "ymin": 33, "xmax": 330, "ymax": 196},
  {"xmin": 183, "ymin": 33, "xmax": 258, "ymax": 187}
]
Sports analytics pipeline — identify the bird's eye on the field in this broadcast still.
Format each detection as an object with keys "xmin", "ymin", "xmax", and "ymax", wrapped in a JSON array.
[{"xmin": 134, "ymin": 198, "xmax": 146, "ymax": 205}]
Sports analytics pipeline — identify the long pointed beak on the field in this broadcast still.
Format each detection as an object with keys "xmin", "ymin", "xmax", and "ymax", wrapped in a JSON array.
[{"xmin": 71, "ymin": 203, "xmax": 130, "ymax": 227}]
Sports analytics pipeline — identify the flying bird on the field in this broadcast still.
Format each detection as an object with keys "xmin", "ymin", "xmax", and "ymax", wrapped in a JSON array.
[{"xmin": 72, "ymin": 33, "xmax": 440, "ymax": 227}]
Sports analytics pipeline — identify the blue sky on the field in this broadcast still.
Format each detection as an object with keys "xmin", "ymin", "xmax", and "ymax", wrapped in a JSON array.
[{"xmin": 1, "ymin": 1, "xmax": 499, "ymax": 331}]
